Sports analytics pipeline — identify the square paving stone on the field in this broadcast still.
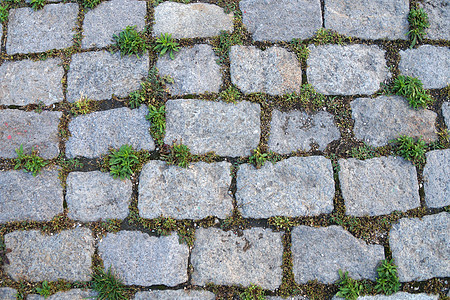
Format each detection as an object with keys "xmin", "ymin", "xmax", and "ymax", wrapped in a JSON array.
[
  {"xmin": 66, "ymin": 50, "xmax": 149, "ymax": 102},
  {"xmin": 164, "ymin": 99, "xmax": 260, "ymax": 157},
  {"xmin": 191, "ymin": 227, "xmax": 283, "ymax": 290},
  {"xmin": 443, "ymin": 102, "xmax": 450, "ymax": 128},
  {"xmin": 98, "ymin": 231, "xmax": 189, "ymax": 286},
  {"xmin": 423, "ymin": 149, "xmax": 450, "ymax": 208},
  {"xmin": 138, "ymin": 161, "xmax": 233, "ymax": 219},
  {"xmin": 333, "ymin": 292, "xmax": 439, "ymax": 300},
  {"xmin": 420, "ymin": 0, "xmax": 450, "ymax": 40},
  {"xmin": 134, "ymin": 290, "xmax": 216, "ymax": 300},
  {"xmin": 339, "ymin": 156, "xmax": 420, "ymax": 216},
  {"xmin": 230, "ymin": 45, "xmax": 302, "ymax": 95},
  {"xmin": 0, "ymin": 287, "xmax": 17, "ymax": 300},
  {"xmin": 6, "ymin": 3, "xmax": 79, "ymax": 54},
  {"xmin": 27, "ymin": 289, "xmax": 98, "ymax": 300},
  {"xmin": 240, "ymin": 0, "xmax": 322, "ymax": 42}
]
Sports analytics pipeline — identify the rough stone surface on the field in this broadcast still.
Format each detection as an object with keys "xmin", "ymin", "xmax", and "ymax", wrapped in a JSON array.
[
  {"xmin": 138, "ymin": 161, "xmax": 233, "ymax": 219},
  {"xmin": 339, "ymin": 157, "xmax": 420, "ymax": 216},
  {"xmin": 0, "ymin": 58, "xmax": 64, "ymax": 106},
  {"xmin": 443, "ymin": 102, "xmax": 450, "ymax": 127},
  {"xmin": 230, "ymin": 45, "xmax": 302, "ymax": 95},
  {"xmin": 156, "ymin": 44, "xmax": 222, "ymax": 95},
  {"xmin": 240, "ymin": 0, "xmax": 322, "ymax": 41},
  {"xmin": 267, "ymin": 297, "xmax": 309, "ymax": 300},
  {"xmin": 66, "ymin": 171, "xmax": 132, "ymax": 221},
  {"xmin": 307, "ymin": 44, "xmax": 389, "ymax": 95},
  {"xmin": 98, "ymin": 231, "xmax": 189, "ymax": 286},
  {"xmin": 67, "ymin": 50, "xmax": 149, "ymax": 102},
  {"xmin": 164, "ymin": 99, "xmax": 260, "ymax": 156},
  {"xmin": 4, "ymin": 228, "xmax": 94, "ymax": 282},
  {"xmin": 0, "ymin": 110, "xmax": 62, "ymax": 159},
  {"xmin": 351, "ymin": 96, "xmax": 437, "ymax": 147},
  {"xmin": 236, "ymin": 157, "xmax": 335, "ymax": 218},
  {"xmin": 324, "ymin": 0, "xmax": 409, "ymax": 40},
  {"xmin": 398, "ymin": 46, "xmax": 450, "ymax": 89},
  {"xmin": 268, "ymin": 110, "xmax": 340, "ymax": 153},
  {"xmin": 191, "ymin": 227, "xmax": 283, "ymax": 290},
  {"xmin": 134, "ymin": 290, "xmax": 216, "ymax": 300},
  {"xmin": 333, "ymin": 293, "xmax": 439, "ymax": 300},
  {"xmin": 0, "ymin": 169, "xmax": 63, "ymax": 223},
  {"xmin": 6, "ymin": 3, "xmax": 78, "ymax": 54},
  {"xmin": 420, "ymin": 0, "xmax": 450, "ymax": 40},
  {"xmin": 153, "ymin": 2, "xmax": 233, "ymax": 38},
  {"xmin": 292, "ymin": 225, "xmax": 385, "ymax": 283},
  {"xmin": 27, "ymin": 290, "xmax": 98, "ymax": 300},
  {"xmin": 66, "ymin": 106, "xmax": 155, "ymax": 158},
  {"xmin": 0, "ymin": 287, "xmax": 17, "ymax": 300},
  {"xmin": 423, "ymin": 150, "xmax": 450, "ymax": 208},
  {"xmin": 390, "ymin": 213, "xmax": 450, "ymax": 281}
]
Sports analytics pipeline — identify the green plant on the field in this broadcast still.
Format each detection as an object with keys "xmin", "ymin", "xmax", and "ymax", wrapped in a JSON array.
[
  {"xmin": 14, "ymin": 145, "xmax": 48, "ymax": 176},
  {"xmin": 146, "ymin": 105, "xmax": 166, "ymax": 145},
  {"xmin": 154, "ymin": 33, "xmax": 180, "ymax": 59},
  {"xmin": 30, "ymin": 0, "xmax": 46, "ymax": 10},
  {"xmin": 249, "ymin": 147, "xmax": 281, "ymax": 169},
  {"xmin": 0, "ymin": 4, "xmax": 8, "ymax": 22},
  {"xmin": 268, "ymin": 216, "xmax": 294, "ymax": 231},
  {"xmin": 213, "ymin": 30, "xmax": 243, "ymax": 63},
  {"xmin": 91, "ymin": 267, "xmax": 127, "ymax": 300},
  {"xmin": 35, "ymin": 281, "xmax": 51, "ymax": 299},
  {"xmin": 153, "ymin": 216, "xmax": 177, "ymax": 236},
  {"xmin": 375, "ymin": 259, "xmax": 400, "ymax": 295},
  {"xmin": 70, "ymin": 97, "xmax": 98, "ymax": 116},
  {"xmin": 312, "ymin": 28, "xmax": 346, "ymax": 45},
  {"xmin": 392, "ymin": 75, "xmax": 433, "ymax": 109},
  {"xmin": 290, "ymin": 38, "xmax": 310, "ymax": 60},
  {"xmin": 283, "ymin": 84, "xmax": 325, "ymax": 111},
  {"xmin": 113, "ymin": 26, "xmax": 147, "ymax": 57},
  {"xmin": 220, "ymin": 85, "xmax": 242, "ymax": 103},
  {"xmin": 108, "ymin": 144, "xmax": 139, "ymax": 179},
  {"xmin": 350, "ymin": 144, "xmax": 377, "ymax": 160},
  {"xmin": 83, "ymin": 0, "xmax": 101, "ymax": 8},
  {"xmin": 408, "ymin": 7, "xmax": 429, "ymax": 48},
  {"xmin": 336, "ymin": 270, "xmax": 363, "ymax": 300},
  {"xmin": 240, "ymin": 284, "xmax": 265, "ymax": 300},
  {"xmin": 161, "ymin": 143, "xmax": 191, "ymax": 168},
  {"xmin": 393, "ymin": 135, "xmax": 426, "ymax": 166}
]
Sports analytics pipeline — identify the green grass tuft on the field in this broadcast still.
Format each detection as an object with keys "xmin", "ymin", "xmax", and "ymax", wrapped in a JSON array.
[
  {"xmin": 408, "ymin": 7, "xmax": 429, "ymax": 48},
  {"xmin": 154, "ymin": 33, "xmax": 180, "ymax": 60},
  {"xmin": 30, "ymin": 0, "xmax": 45, "ymax": 10},
  {"xmin": 268, "ymin": 216, "xmax": 294, "ymax": 231},
  {"xmin": 290, "ymin": 38, "xmax": 310, "ymax": 60},
  {"xmin": 35, "ymin": 281, "xmax": 51, "ymax": 299},
  {"xmin": 393, "ymin": 135, "xmax": 426, "ymax": 166},
  {"xmin": 14, "ymin": 144, "xmax": 48, "ymax": 176},
  {"xmin": 375, "ymin": 259, "xmax": 400, "ymax": 295},
  {"xmin": 146, "ymin": 105, "xmax": 166, "ymax": 146},
  {"xmin": 392, "ymin": 75, "xmax": 433, "ymax": 109},
  {"xmin": 108, "ymin": 144, "xmax": 140, "ymax": 179},
  {"xmin": 240, "ymin": 284, "xmax": 266, "ymax": 300},
  {"xmin": 113, "ymin": 26, "xmax": 147, "ymax": 57},
  {"xmin": 0, "ymin": 4, "xmax": 8, "ymax": 22},
  {"xmin": 336, "ymin": 270, "xmax": 363, "ymax": 300},
  {"xmin": 219, "ymin": 85, "xmax": 242, "ymax": 103},
  {"xmin": 213, "ymin": 30, "xmax": 243, "ymax": 63},
  {"xmin": 350, "ymin": 144, "xmax": 377, "ymax": 160},
  {"xmin": 91, "ymin": 267, "xmax": 127, "ymax": 300},
  {"xmin": 312, "ymin": 28, "xmax": 346, "ymax": 45},
  {"xmin": 249, "ymin": 147, "xmax": 281, "ymax": 169},
  {"xmin": 83, "ymin": 0, "xmax": 102, "ymax": 9},
  {"xmin": 162, "ymin": 143, "xmax": 191, "ymax": 168}
]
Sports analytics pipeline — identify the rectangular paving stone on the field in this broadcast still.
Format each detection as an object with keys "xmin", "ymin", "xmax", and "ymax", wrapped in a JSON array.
[
  {"xmin": 67, "ymin": 50, "xmax": 149, "ymax": 102},
  {"xmin": 134, "ymin": 290, "xmax": 216, "ymax": 300},
  {"xmin": 164, "ymin": 99, "xmax": 260, "ymax": 157},
  {"xmin": 138, "ymin": 161, "xmax": 233, "ymax": 219},
  {"xmin": 423, "ymin": 149, "xmax": 450, "ymax": 208},
  {"xmin": 66, "ymin": 106, "xmax": 155, "ymax": 158},
  {"xmin": 27, "ymin": 289, "xmax": 98, "ymax": 300},
  {"xmin": 191, "ymin": 227, "xmax": 283, "ymax": 290},
  {"xmin": 307, "ymin": 44, "xmax": 389, "ymax": 95},
  {"xmin": 420, "ymin": 0, "xmax": 450, "ymax": 40},
  {"xmin": 4, "ymin": 228, "xmax": 94, "ymax": 282},
  {"xmin": 98, "ymin": 231, "xmax": 189, "ymax": 286},
  {"xmin": 333, "ymin": 292, "xmax": 439, "ymax": 300},
  {"xmin": 0, "ymin": 58, "xmax": 64, "ymax": 106},
  {"xmin": 236, "ymin": 157, "xmax": 335, "ymax": 218},
  {"xmin": 0, "ymin": 110, "xmax": 62, "ymax": 159},
  {"xmin": 0, "ymin": 287, "xmax": 17, "ymax": 300},
  {"xmin": 339, "ymin": 157, "xmax": 420, "ymax": 216},
  {"xmin": 6, "ymin": 3, "xmax": 79, "ymax": 54}
]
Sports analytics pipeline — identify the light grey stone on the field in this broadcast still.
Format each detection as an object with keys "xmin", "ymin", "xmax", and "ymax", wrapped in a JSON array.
[
  {"xmin": 153, "ymin": 2, "xmax": 233, "ymax": 39},
  {"xmin": 339, "ymin": 157, "xmax": 420, "ymax": 216},
  {"xmin": 191, "ymin": 227, "xmax": 283, "ymax": 290},
  {"xmin": 423, "ymin": 150, "xmax": 450, "ymax": 208},
  {"xmin": 0, "ymin": 169, "xmax": 63, "ymax": 223},
  {"xmin": 267, "ymin": 297, "xmax": 309, "ymax": 300},
  {"xmin": 230, "ymin": 45, "xmax": 302, "ymax": 95},
  {"xmin": 333, "ymin": 292, "xmax": 439, "ymax": 300},
  {"xmin": 236, "ymin": 157, "xmax": 335, "ymax": 218},
  {"xmin": 98, "ymin": 231, "xmax": 189, "ymax": 286},
  {"xmin": 66, "ymin": 171, "xmax": 132, "ymax": 221},
  {"xmin": 134, "ymin": 290, "xmax": 216, "ymax": 300},
  {"xmin": 443, "ymin": 102, "xmax": 450, "ymax": 127},
  {"xmin": 164, "ymin": 99, "xmax": 260, "ymax": 156},
  {"xmin": 389, "ymin": 213, "xmax": 450, "ymax": 281},
  {"xmin": 351, "ymin": 96, "xmax": 437, "ymax": 147},
  {"xmin": 0, "ymin": 109, "xmax": 62, "ymax": 159},
  {"xmin": 0, "ymin": 287, "xmax": 17, "ymax": 300},
  {"xmin": 82, "ymin": 0, "xmax": 146, "ymax": 49},
  {"xmin": 324, "ymin": 0, "xmax": 409, "ymax": 40},
  {"xmin": 6, "ymin": 3, "xmax": 78, "ymax": 54},
  {"xmin": 4, "ymin": 228, "xmax": 94, "ymax": 282},
  {"xmin": 292, "ymin": 225, "xmax": 385, "ymax": 283},
  {"xmin": 268, "ymin": 110, "xmax": 340, "ymax": 153},
  {"xmin": 67, "ymin": 50, "xmax": 149, "ymax": 102},
  {"xmin": 240, "ymin": 0, "xmax": 322, "ymax": 41},
  {"xmin": 27, "ymin": 289, "xmax": 98, "ymax": 300},
  {"xmin": 0, "ymin": 58, "xmax": 64, "ymax": 106},
  {"xmin": 66, "ymin": 106, "xmax": 155, "ymax": 158},
  {"xmin": 156, "ymin": 44, "xmax": 222, "ymax": 95},
  {"xmin": 420, "ymin": 0, "xmax": 450, "ymax": 40},
  {"xmin": 307, "ymin": 44, "xmax": 389, "ymax": 95},
  {"xmin": 399, "ymin": 45, "xmax": 450, "ymax": 89},
  {"xmin": 138, "ymin": 161, "xmax": 233, "ymax": 219}
]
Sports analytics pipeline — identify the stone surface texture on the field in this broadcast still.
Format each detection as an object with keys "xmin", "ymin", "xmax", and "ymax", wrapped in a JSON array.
[
  {"xmin": 420, "ymin": 0, "xmax": 450, "ymax": 40},
  {"xmin": 27, "ymin": 289, "xmax": 98, "ymax": 300},
  {"xmin": 0, "ymin": 288, "xmax": 17, "ymax": 300},
  {"xmin": 333, "ymin": 293, "xmax": 439, "ymax": 300},
  {"xmin": 443, "ymin": 102, "xmax": 450, "ymax": 127},
  {"xmin": 267, "ymin": 297, "xmax": 309, "ymax": 300},
  {"xmin": 423, "ymin": 150, "xmax": 450, "ymax": 208},
  {"xmin": 134, "ymin": 290, "xmax": 216, "ymax": 300}
]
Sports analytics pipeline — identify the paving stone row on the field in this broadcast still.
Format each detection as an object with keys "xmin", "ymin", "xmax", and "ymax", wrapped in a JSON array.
[
  {"xmin": 27, "ymin": 289, "xmax": 98, "ymax": 300},
  {"xmin": 423, "ymin": 149, "xmax": 450, "ymax": 208},
  {"xmin": 134, "ymin": 290, "xmax": 216, "ymax": 300},
  {"xmin": 333, "ymin": 292, "xmax": 439, "ymax": 300}
]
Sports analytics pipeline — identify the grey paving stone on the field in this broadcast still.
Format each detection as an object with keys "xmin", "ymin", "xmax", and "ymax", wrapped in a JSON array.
[
  {"xmin": 236, "ymin": 157, "xmax": 335, "ymax": 218},
  {"xmin": 0, "ymin": 287, "xmax": 17, "ymax": 300},
  {"xmin": 420, "ymin": 0, "xmax": 450, "ymax": 40},
  {"xmin": 153, "ymin": 2, "xmax": 233, "ymax": 39},
  {"xmin": 191, "ymin": 227, "xmax": 283, "ymax": 290},
  {"xmin": 82, "ymin": 0, "xmax": 146, "ymax": 49},
  {"xmin": 27, "ymin": 289, "xmax": 98, "ymax": 300},
  {"xmin": 156, "ymin": 44, "xmax": 222, "ymax": 95},
  {"xmin": 240, "ymin": 0, "xmax": 322, "ymax": 41},
  {"xmin": 4, "ymin": 228, "xmax": 94, "ymax": 282},
  {"xmin": 98, "ymin": 231, "xmax": 189, "ymax": 286},
  {"xmin": 443, "ymin": 102, "xmax": 450, "ymax": 127},
  {"xmin": 0, "ymin": 109, "xmax": 62, "ymax": 159},
  {"xmin": 0, "ymin": 169, "xmax": 63, "ymax": 223},
  {"xmin": 268, "ymin": 110, "xmax": 340, "ymax": 153},
  {"xmin": 230, "ymin": 45, "xmax": 302, "ymax": 95},
  {"xmin": 398, "ymin": 45, "xmax": 450, "ymax": 89},
  {"xmin": 138, "ymin": 161, "xmax": 233, "ymax": 219},
  {"xmin": 0, "ymin": 58, "xmax": 64, "ymax": 106},
  {"xmin": 351, "ymin": 96, "xmax": 437, "ymax": 147},
  {"xmin": 333, "ymin": 292, "xmax": 439, "ymax": 300},
  {"xmin": 134, "ymin": 290, "xmax": 216, "ymax": 300},
  {"xmin": 66, "ymin": 106, "xmax": 155, "ymax": 158},
  {"xmin": 0, "ymin": 24, "xmax": 2, "ymax": 44},
  {"xmin": 324, "ymin": 0, "xmax": 409, "ymax": 40},
  {"xmin": 423, "ymin": 150, "xmax": 450, "ymax": 208},
  {"xmin": 307, "ymin": 44, "xmax": 389, "ymax": 95},
  {"xmin": 67, "ymin": 50, "xmax": 149, "ymax": 102},
  {"xmin": 339, "ymin": 157, "xmax": 420, "ymax": 216},
  {"xmin": 66, "ymin": 171, "xmax": 132, "ymax": 221},
  {"xmin": 164, "ymin": 99, "xmax": 260, "ymax": 157},
  {"xmin": 292, "ymin": 225, "xmax": 385, "ymax": 283},
  {"xmin": 267, "ymin": 297, "xmax": 309, "ymax": 300},
  {"xmin": 389, "ymin": 212, "xmax": 450, "ymax": 281},
  {"xmin": 6, "ymin": 3, "xmax": 78, "ymax": 54}
]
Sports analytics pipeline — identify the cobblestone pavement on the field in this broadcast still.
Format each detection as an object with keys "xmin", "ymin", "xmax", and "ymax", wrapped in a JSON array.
[{"xmin": 0, "ymin": 0, "xmax": 449, "ymax": 299}]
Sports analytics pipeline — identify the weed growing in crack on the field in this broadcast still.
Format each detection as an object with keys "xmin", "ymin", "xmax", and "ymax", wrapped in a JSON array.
[
  {"xmin": 283, "ymin": 84, "xmax": 326, "ymax": 111},
  {"xmin": 0, "ymin": 4, "xmax": 8, "ymax": 22},
  {"xmin": 91, "ymin": 266, "xmax": 127, "ymax": 300},
  {"xmin": 70, "ymin": 97, "xmax": 98, "ymax": 116},
  {"xmin": 161, "ymin": 142, "xmax": 191, "ymax": 168},
  {"xmin": 108, "ymin": 144, "xmax": 139, "ymax": 179},
  {"xmin": 392, "ymin": 75, "xmax": 433, "ymax": 109},
  {"xmin": 220, "ymin": 85, "xmax": 242, "ymax": 103},
  {"xmin": 350, "ymin": 144, "xmax": 377, "ymax": 160},
  {"xmin": 312, "ymin": 28, "xmax": 348, "ymax": 45},
  {"xmin": 249, "ymin": 147, "xmax": 281, "ymax": 169},
  {"xmin": 213, "ymin": 30, "xmax": 243, "ymax": 64},
  {"xmin": 336, "ymin": 270, "xmax": 363, "ymax": 300},
  {"xmin": 128, "ymin": 66, "xmax": 172, "ymax": 108},
  {"xmin": 153, "ymin": 216, "xmax": 177, "ymax": 236},
  {"xmin": 268, "ymin": 216, "xmax": 294, "ymax": 231},
  {"xmin": 240, "ymin": 284, "xmax": 266, "ymax": 300},
  {"xmin": 14, "ymin": 145, "xmax": 48, "ymax": 176},
  {"xmin": 83, "ymin": 0, "xmax": 101, "ymax": 9},
  {"xmin": 290, "ymin": 38, "xmax": 310, "ymax": 60},
  {"xmin": 35, "ymin": 280, "xmax": 51, "ymax": 298},
  {"xmin": 113, "ymin": 26, "xmax": 147, "ymax": 57},
  {"xmin": 375, "ymin": 259, "xmax": 400, "ymax": 295},
  {"xmin": 30, "ymin": 0, "xmax": 46, "ymax": 10},
  {"xmin": 408, "ymin": 6, "xmax": 429, "ymax": 48},
  {"xmin": 145, "ymin": 105, "xmax": 166, "ymax": 146},
  {"xmin": 154, "ymin": 33, "xmax": 180, "ymax": 59},
  {"xmin": 393, "ymin": 135, "xmax": 426, "ymax": 166}
]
